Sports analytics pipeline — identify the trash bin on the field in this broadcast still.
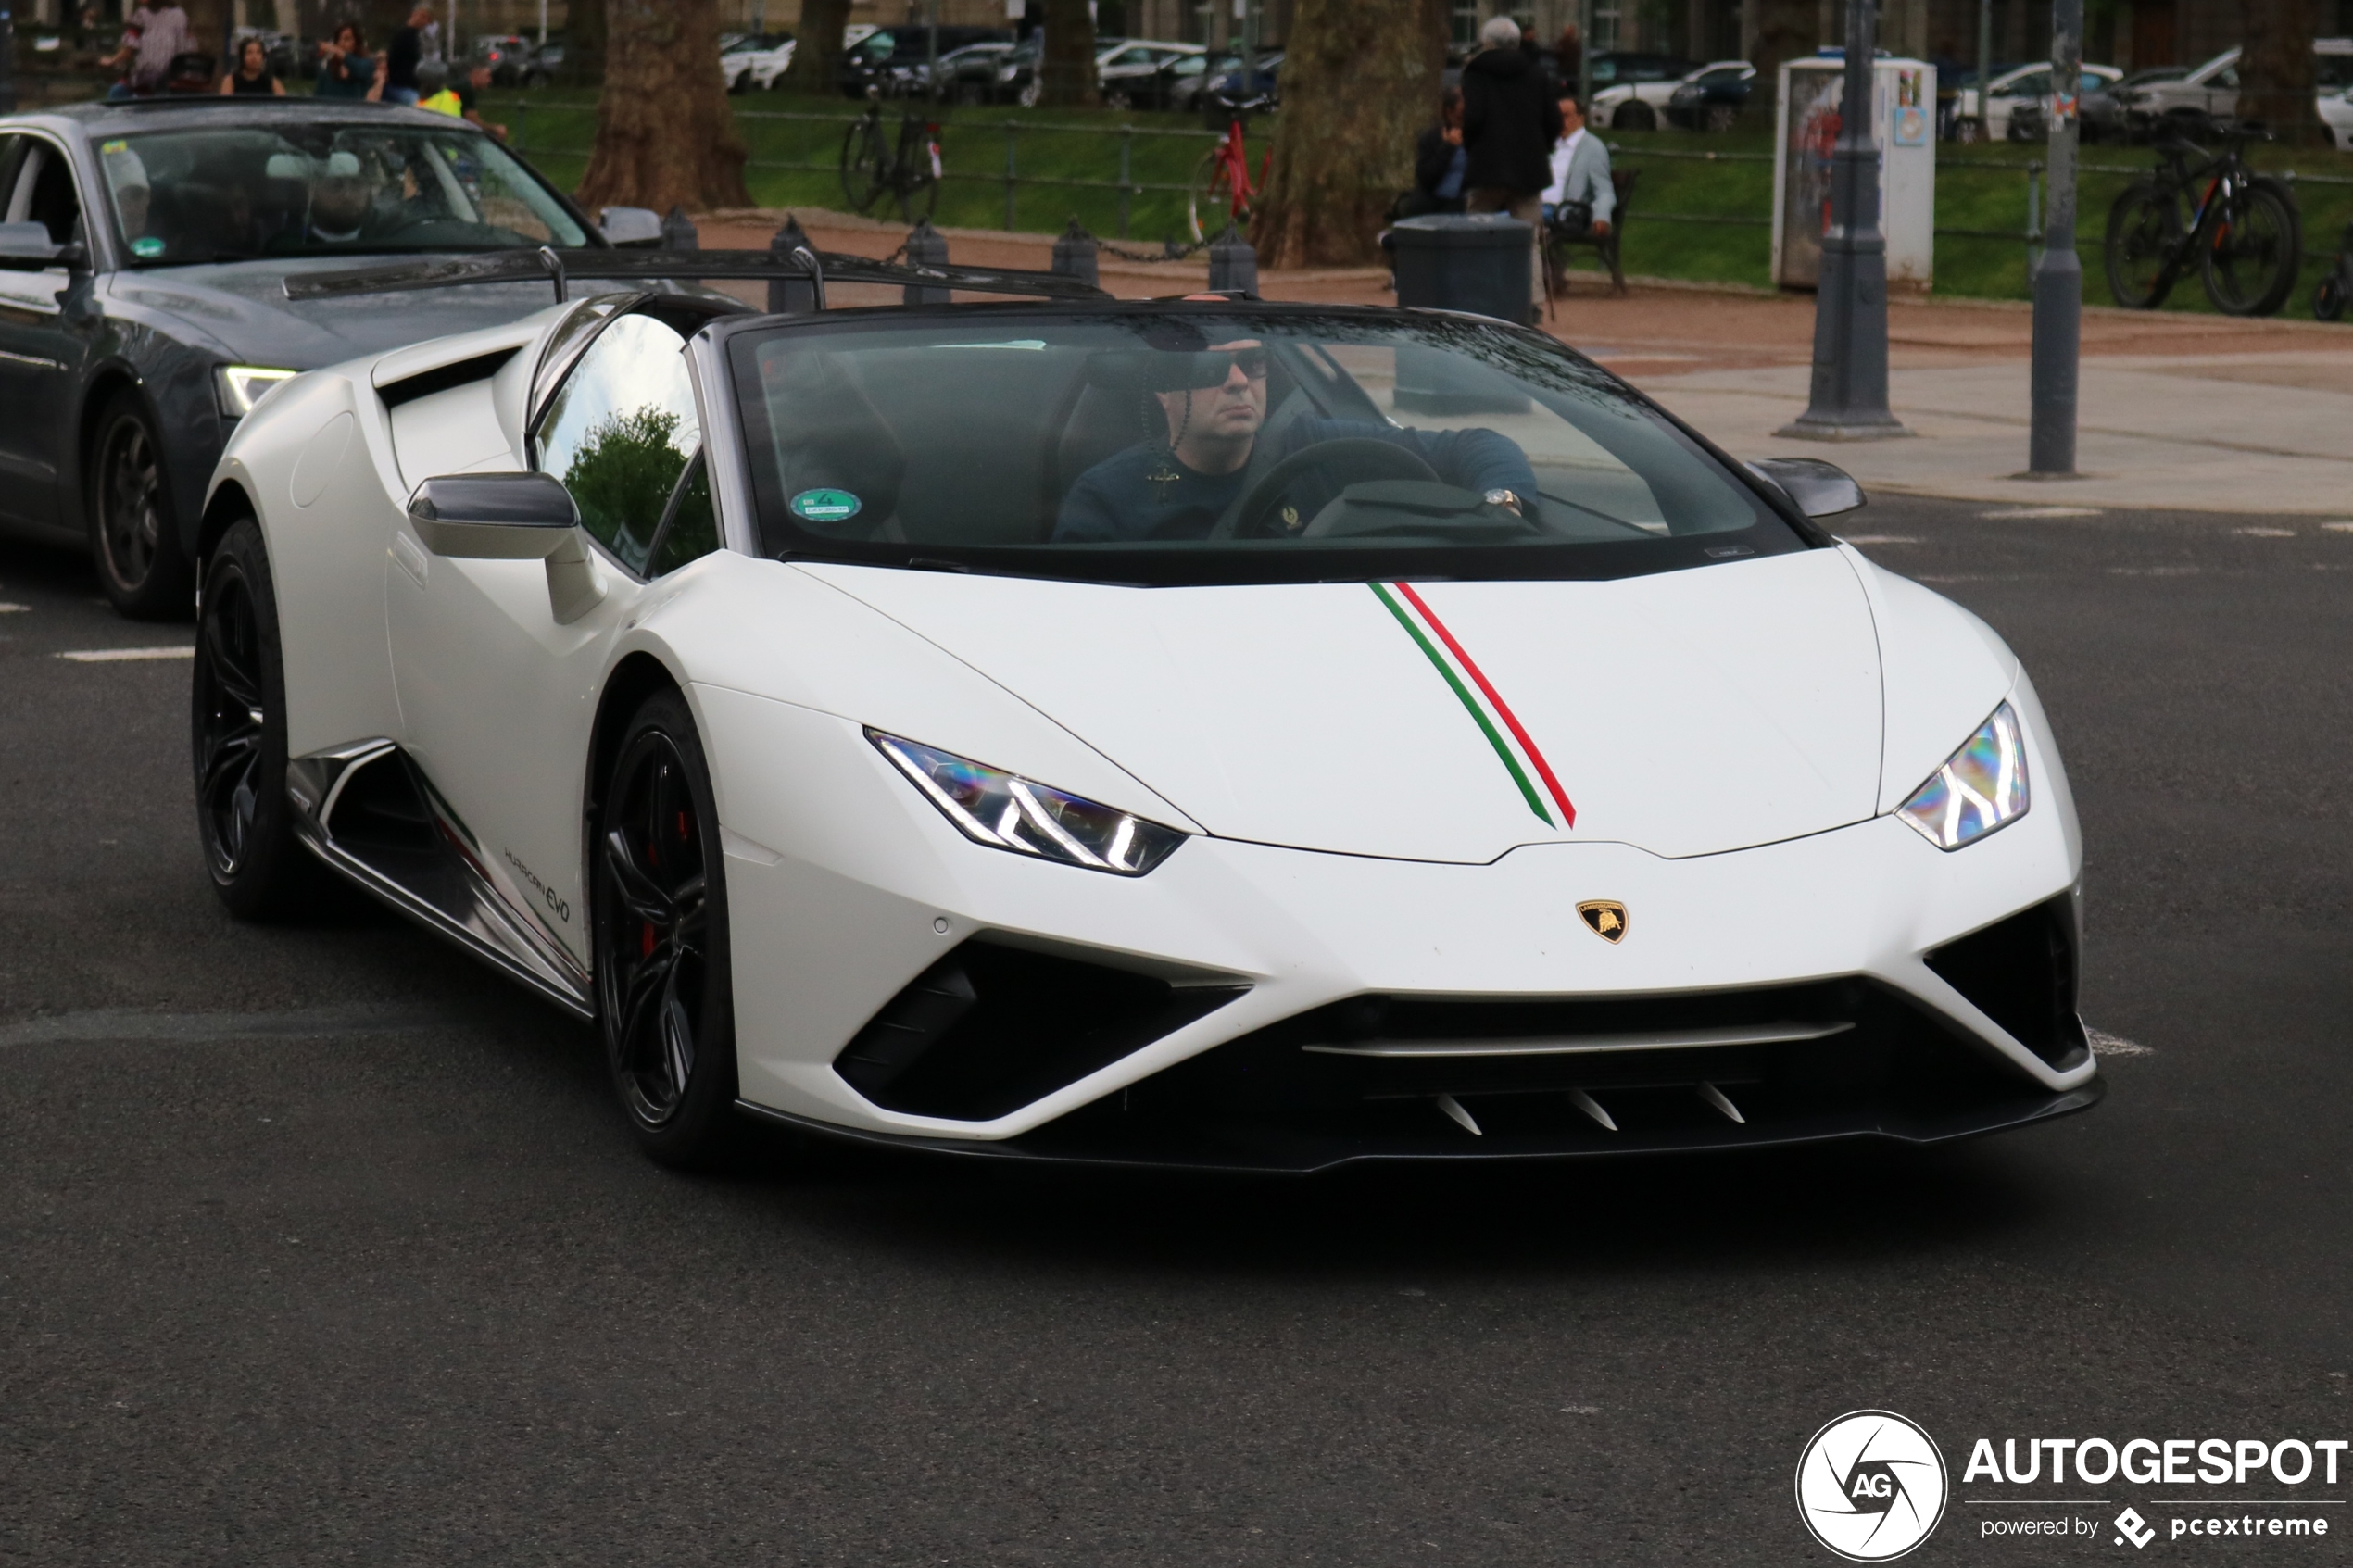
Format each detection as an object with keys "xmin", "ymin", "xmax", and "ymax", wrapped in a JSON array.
[{"xmin": 1389, "ymin": 212, "xmax": 1533, "ymax": 325}]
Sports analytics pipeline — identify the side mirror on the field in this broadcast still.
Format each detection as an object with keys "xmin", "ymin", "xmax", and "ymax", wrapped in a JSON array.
[
  {"xmin": 1746, "ymin": 457, "xmax": 1866, "ymax": 519},
  {"xmin": 409, "ymin": 473, "xmax": 607, "ymax": 623},
  {"xmin": 0, "ymin": 220, "xmax": 62, "ymax": 268},
  {"xmin": 597, "ymin": 206, "xmax": 663, "ymax": 249}
]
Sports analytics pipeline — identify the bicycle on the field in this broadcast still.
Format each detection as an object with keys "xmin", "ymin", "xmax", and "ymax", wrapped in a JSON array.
[
  {"xmin": 840, "ymin": 89, "xmax": 942, "ymax": 223},
  {"xmin": 1187, "ymin": 115, "xmax": 1269, "ymax": 245},
  {"xmin": 2103, "ymin": 122, "xmax": 2302, "ymax": 318},
  {"xmin": 2314, "ymin": 220, "xmax": 2352, "ymax": 322}
]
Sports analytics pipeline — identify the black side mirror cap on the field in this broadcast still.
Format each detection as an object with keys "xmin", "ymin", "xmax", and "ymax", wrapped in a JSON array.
[{"xmin": 408, "ymin": 472, "xmax": 580, "ymax": 558}]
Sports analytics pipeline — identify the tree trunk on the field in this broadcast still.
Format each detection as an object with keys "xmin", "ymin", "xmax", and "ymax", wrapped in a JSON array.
[
  {"xmin": 564, "ymin": 0, "xmax": 607, "ymax": 87},
  {"xmin": 1040, "ymin": 0, "xmax": 1098, "ymax": 107},
  {"xmin": 786, "ymin": 0, "xmax": 850, "ymax": 95},
  {"xmin": 1753, "ymin": 0, "xmax": 1817, "ymax": 110},
  {"xmin": 574, "ymin": 0, "xmax": 749, "ymax": 213},
  {"xmin": 1250, "ymin": 0, "xmax": 1443, "ymax": 269},
  {"xmin": 2239, "ymin": 0, "xmax": 2320, "ymax": 144}
]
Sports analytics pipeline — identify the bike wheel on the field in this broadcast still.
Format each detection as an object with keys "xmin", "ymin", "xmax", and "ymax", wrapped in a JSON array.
[
  {"xmin": 839, "ymin": 115, "xmax": 888, "ymax": 214},
  {"xmin": 2317, "ymin": 269, "xmax": 2349, "ymax": 323},
  {"xmin": 1187, "ymin": 146, "xmax": 1233, "ymax": 244},
  {"xmin": 894, "ymin": 122, "xmax": 941, "ymax": 223},
  {"xmin": 2200, "ymin": 177, "xmax": 2301, "ymax": 318},
  {"xmin": 2104, "ymin": 180, "xmax": 2183, "ymax": 309}
]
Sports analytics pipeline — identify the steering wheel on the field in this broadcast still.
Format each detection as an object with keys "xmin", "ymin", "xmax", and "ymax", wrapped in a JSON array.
[{"xmin": 1211, "ymin": 437, "xmax": 1441, "ymax": 540}]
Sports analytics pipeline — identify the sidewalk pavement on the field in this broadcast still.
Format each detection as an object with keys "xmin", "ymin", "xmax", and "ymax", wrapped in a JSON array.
[{"xmin": 698, "ymin": 209, "xmax": 2353, "ymax": 518}]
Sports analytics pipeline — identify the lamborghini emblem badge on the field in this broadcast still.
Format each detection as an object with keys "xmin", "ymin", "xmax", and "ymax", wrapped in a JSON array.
[{"xmin": 1577, "ymin": 900, "xmax": 1628, "ymax": 943}]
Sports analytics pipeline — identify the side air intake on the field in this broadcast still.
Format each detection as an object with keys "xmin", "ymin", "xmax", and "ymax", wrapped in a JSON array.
[
  {"xmin": 1925, "ymin": 895, "xmax": 2088, "ymax": 1071},
  {"xmin": 834, "ymin": 941, "xmax": 1246, "ymax": 1122}
]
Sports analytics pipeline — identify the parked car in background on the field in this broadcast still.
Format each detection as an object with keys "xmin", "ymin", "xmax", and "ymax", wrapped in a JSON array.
[
  {"xmin": 1951, "ymin": 60, "xmax": 2120, "ymax": 142},
  {"xmin": 1583, "ymin": 51, "xmax": 1699, "ymax": 120},
  {"xmin": 2322, "ymin": 76, "xmax": 2353, "ymax": 150},
  {"xmin": 1173, "ymin": 49, "xmax": 1280, "ymax": 122},
  {"xmin": 926, "ymin": 40, "xmax": 1013, "ymax": 103},
  {"xmin": 469, "ymin": 33, "xmax": 544, "ymax": 86},
  {"xmin": 841, "ymin": 26, "xmax": 1013, "ymax": 98},
  {"xmin": 720, "ymin": 31, "xmax": 794, "ymax": 93},
  {"xmin": 532, "ymin": 35, "xmax": 565, "ymax": 77},
  {"xmin": 2077, "ymin": 65, "xmax": 2182, "ymax": 141},
  {"xmin": 1604, "ymin": 57, "xmax": 1746, "ymax": 131},
  {"xmin": 2113, "ymin": 43, "xmax": 2352, "ymax": 136},
  {"xmin": 1100, "ymin": 39, "xmax": 1202, "ymax": 110},
  {"xmin": 1664, "ymin": 59, "xmax": 1755, "ymax": 131}
]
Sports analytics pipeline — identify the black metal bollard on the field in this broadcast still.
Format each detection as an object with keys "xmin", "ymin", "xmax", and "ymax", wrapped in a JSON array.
[
  {"xmin": 768, "ymin": 214, "xmax": 818, "ymax": 314},
  {"xmin": 1206, "ymin": 222, "xmax": 1257, "ymax": 296},
  {"xmin": 661, "ymin": 205, "xmax": 699, "ymax": 252},
  {"xmin": 902, "ymin": 217, "xmax": 950, "ymax": 305},
  {"xmin": 1051, "ymin": 216, "xmax": 1100, "ymax": 289}
]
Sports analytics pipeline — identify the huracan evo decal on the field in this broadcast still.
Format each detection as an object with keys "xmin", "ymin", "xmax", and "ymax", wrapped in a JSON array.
[{"xmin": 1368, "ymin": 582, "xmax": 1577, "ymax": 830}]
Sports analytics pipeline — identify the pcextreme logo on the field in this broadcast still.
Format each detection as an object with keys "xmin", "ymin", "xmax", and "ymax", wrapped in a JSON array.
[{"xmin": 1796, "ymin": 1410, "xmax": 1951, "ymax": 1561}]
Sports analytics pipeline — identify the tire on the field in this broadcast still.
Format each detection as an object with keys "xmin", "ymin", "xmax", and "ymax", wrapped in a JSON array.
[
  {"xmin": 89, "ymin": 390, "xmax": 194, "ymax": 620},
  {"xmin": 1105, "ymin": 87, "xmax": 1132, "ymax": 110},
  {"xmin": 192, "ymin": 516, "xmax": 329, "ymax": 920},
  {"xmin": 1612, "ymin": 101, "xmax": 1655, "ymax": 132},
  {"xmin": 2200, "ymin": 176, "xmax": 2301, "ymax": 318},
  {"xmin": 1702, "ymin": 103, "xmax": 1738, "ymax": 134},
  {"xmin": 838, "ymin": 114, "xmax": 887, "ymax": 214},
  {"xmin": 954, "ymin": 81, "xmax": 983, "ymax": 105},
  {"xmin": 2317, "ymin": 270, "xmax": 2348, "ymax": 322},
  {"xmin": 2104, "ymin": 179, "xmax": 2183, "ymax": 308},
  {"xmin": 1954, "ymin": 116, "xmax": 1982, "ymax": 144},
  {"xmin": 1188, "ymin": 145, "xmax": 1237, "ymax": 244},
  {"xmin": 1017, "ymin": 78, "xmax": 1040, "ymax": 108},
  {"xmin": 592, "ymin": 686, "xmax": 740, "ymax": 1168}
]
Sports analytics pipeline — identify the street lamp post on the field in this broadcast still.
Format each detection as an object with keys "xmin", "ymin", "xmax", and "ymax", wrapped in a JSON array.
[
  {"xmin": 2027, "ymin": 0, "xmax": 2083, "ymax": 476},
  {"xmin": 1779, "ymin": 0, "xmax": 1907, "ymax": 441},
  {"xmin": 0, "ymin": 6, "xmax": 15, "ymax": 117}
]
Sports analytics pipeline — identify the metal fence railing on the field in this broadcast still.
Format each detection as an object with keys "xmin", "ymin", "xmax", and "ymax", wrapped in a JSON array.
[{"xmin": 509, "ymin": 101, "xmax": 1225, "ymax": 237}]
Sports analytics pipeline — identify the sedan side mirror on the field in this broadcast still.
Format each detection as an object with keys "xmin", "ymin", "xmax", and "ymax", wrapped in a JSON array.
[
  {"xmin": 0, "ymin": 220, "xmax": 63, "ymax": 268},
  {"xmin": 408, "ymin": 472, "xmax": 606, "ymax": 624},
  {"xmin": 597, "ymin": 206, "xmax": 663, "ymax": 249},
  {"xmin": 1746, "ymin": 457, "xmax": 1866, "ymax": 519}
]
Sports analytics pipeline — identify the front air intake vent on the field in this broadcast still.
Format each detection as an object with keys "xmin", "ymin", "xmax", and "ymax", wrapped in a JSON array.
[
  {"xmin": 835, "ymin": 941, "xmax": 1246, "ymax": 1122},
  {"xmin": 1925, "ymin": 896, "xmax": 2087, "ymax": 1071}
]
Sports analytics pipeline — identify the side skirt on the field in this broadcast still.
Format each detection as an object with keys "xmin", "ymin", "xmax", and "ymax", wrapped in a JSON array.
[{"xmin": 285, "ymin": 740, "xmax": 595, "ymax": 1021}]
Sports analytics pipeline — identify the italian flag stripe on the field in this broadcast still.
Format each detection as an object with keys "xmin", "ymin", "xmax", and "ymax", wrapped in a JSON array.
[{"xmin": 1370, "ymin": 582, "xmax": 1578, "ymax": 830}]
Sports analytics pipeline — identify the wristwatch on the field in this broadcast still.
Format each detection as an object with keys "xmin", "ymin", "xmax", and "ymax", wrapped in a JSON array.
[{"xmin": 1482, "ymin": 488, "xmax": 1522, "ymax": 514}]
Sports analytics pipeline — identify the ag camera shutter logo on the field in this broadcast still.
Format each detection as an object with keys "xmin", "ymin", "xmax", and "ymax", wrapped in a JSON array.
[{"xmin": 1795, "ymin": 1410, "xmax": 1950, "ymax": 1561}]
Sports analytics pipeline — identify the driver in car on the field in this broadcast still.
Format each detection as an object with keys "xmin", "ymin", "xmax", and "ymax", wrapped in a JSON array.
[
  {"xmin": 1055, "ymin": 338, "xmax": 1539, "ymax": 543},
  {"xmin": 301, "ymin": 150, "xmax": 383, "ymax": 245}
]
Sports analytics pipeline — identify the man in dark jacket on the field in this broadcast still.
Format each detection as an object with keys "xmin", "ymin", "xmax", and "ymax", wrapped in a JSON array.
[
  {"xmin": 1402, "ymin": 86, "xmax": 1466, "ymax": 218},
  {"xmin": 1460, "ymin": 13, "xmax": 1562, "ymax": 317}
]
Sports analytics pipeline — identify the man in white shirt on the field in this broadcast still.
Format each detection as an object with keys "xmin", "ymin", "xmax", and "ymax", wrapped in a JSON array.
[{"xmin": 1541, "ymin": 94, "xmax": 1614, "ymax": 239}]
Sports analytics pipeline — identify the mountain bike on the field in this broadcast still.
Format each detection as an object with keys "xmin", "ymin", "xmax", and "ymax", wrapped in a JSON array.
[
  {"xmin": 2103, "ymin": 124, "xmax": 2301, "ymax": 317},
  {"xmin": 1187, "ymin": 116, "xmax": 1269, "ymax": 244},
  {"xmin": 840, "ymin": 89, "xmax": 942, "ymax": 222}
]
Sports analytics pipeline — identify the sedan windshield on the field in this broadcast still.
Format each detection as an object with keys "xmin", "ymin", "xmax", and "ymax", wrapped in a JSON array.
[
  {"xmin": 727, "ymin": 308, "xmax": 1811, "ymax": 586},
  {"xmin": 95, "ymin": 123, "xmax": 588, "ymax": 266}
]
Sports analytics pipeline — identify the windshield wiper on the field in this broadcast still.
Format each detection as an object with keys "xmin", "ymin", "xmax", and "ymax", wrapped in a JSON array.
[{"xmin": 1535, "ymin": 489, "xmax": 1661, "ymax": 537}]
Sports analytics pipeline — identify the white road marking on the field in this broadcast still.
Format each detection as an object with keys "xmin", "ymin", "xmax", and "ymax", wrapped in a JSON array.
[
  {"xmin": 56, "ymin": 646, "xmax": 195, "ymax": 662},
  {"xmin": 1980, "ymin": 506, "xmax": 2103, "ymax": 519},
  {"xmin": 2320, "ymin": 521, "xmax": 2353, "ymax": 532},
  {"xmin": 2088, "ymin": 1029, "xmax": 2153, "ymax": 1058},
  {"xmin": 1842, "ymin": 534, "xmax": 1922, "ymax": 545},
  {"xmin": 2234, "ymin": 526, "xmax": 2296, "ymax": 537},
  {"xmin": 0, "ymin": 602, "xmax": 28, "ymax": 613}
]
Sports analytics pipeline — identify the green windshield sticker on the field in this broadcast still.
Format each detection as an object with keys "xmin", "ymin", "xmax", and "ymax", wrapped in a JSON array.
[
  {"xmin": 788, "ymin": 488, "xmax": 861, "ymax": 523},
  {"xmin": 101, "ymin": 138, "xmax": 128, "ymax": 155},
  {"xmin": 131, "ymin": 236, "xmax": 165, "ymax": 258}
]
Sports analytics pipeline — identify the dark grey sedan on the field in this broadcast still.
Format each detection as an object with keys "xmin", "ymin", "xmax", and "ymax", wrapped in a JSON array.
[{"xmin": 0, "ymin": 97, "xmax": 645, "ymax": 618}]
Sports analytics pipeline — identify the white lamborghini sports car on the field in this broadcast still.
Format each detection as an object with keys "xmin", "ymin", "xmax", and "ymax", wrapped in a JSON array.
[{"xmin": 192, "ymin": 264, "xmax": 2099, "ymax": 1170}]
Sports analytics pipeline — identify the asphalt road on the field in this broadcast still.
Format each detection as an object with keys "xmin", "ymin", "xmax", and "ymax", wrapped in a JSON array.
[{"xmin": 5, "ymin": 496, "xmax": 2351, "ymax": 1565}]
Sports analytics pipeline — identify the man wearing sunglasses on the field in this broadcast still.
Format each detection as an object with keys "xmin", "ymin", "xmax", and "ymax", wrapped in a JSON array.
[{"xmin": 1056, "ymin": 338, "xmax": 1537, "ymax": 544}]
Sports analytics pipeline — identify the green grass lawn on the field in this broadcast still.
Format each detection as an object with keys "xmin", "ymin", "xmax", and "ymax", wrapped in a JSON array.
[{"xmin": 490, "ymin": 86, "xmax": 1227, "ymax": 245}]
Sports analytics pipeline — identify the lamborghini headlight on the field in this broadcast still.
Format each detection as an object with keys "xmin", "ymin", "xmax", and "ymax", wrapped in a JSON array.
[
  {"xmin": 870, "ymin": 731, "xmax": 1187, "ymax": 876},
  {"xmin": 214, "ymin": 365, "xmax": 298, "ymax": 419},
  {"xmin": 1896, "ymin": 702, "xmax": 2031, "ymax": 850}
]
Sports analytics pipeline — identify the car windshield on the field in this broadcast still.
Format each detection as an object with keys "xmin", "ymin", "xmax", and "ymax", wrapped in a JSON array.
[
  {"xmin": 727, "ymin": 308, "xmax": 1809, "ymax": 587},
  {"xmin": 96, "ymin": 123, "xmax": 589, "ymax": 265}
]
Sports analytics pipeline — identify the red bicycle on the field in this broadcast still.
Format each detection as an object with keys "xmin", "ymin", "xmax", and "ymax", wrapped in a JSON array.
[{"xmin": 1188, "ymin": 119, "xmax": 1269, "ymax": 244}]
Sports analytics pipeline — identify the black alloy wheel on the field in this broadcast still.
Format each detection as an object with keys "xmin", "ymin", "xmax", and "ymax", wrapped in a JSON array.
[
  {"xmin": 192, "ymin": 517, "xmax": 326, "ymax": 919},
  {"xmin": 91, "ymin": 390, "xmax": 194, "ymax": 620},
  {"xmin": 593, "ymin": 687, "xmax": 739, "ymax": 1166}
]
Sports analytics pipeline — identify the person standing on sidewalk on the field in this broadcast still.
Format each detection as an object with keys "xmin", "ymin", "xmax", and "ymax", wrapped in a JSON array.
[{"xmin": 1461, "ymin": 13, "xmax": 1561, "ymax": 319}]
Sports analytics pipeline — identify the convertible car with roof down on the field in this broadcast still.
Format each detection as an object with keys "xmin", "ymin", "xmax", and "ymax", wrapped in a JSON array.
[{"xmin": 192, "ymin": 248, "xmax": 2099, "ymax": 1172}]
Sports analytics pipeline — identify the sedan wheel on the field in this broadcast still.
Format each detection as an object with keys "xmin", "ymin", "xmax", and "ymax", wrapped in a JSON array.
[
  {"xmin": 91, "ymin": 391, "xmax": 193, "ymax": 620},
  {"xmin": 594, "ymin": 687, "xmax": 739, "ymax": 1165},
  {"xmin": 1613, "ymin": 102, "xmax": 1655, "ymax": 132}
]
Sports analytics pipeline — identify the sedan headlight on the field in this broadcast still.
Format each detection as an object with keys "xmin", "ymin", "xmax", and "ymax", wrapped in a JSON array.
[
  {"xmin": 870, "ymin": 731, "xmax": 1187, "ymax": 876},
  {"xmin": 214, "ymin": 364, "xmax": 298, "ymax": 419},
  {"xmin": 1896, "ymin": 702, "xmax": 2030, "ymax": 850}
]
